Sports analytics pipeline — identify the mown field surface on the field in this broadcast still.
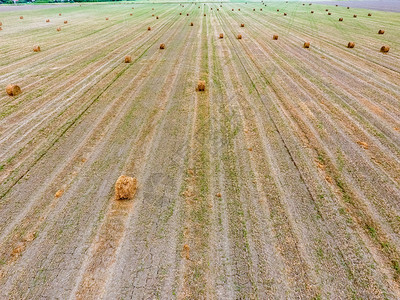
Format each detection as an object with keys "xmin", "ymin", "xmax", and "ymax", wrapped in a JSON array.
[{"xmin": 0, "ymin": 1, "xmax": 400, "ymax": 299}]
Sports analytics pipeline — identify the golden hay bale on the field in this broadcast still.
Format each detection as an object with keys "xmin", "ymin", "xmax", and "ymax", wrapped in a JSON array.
[
  {"xmin": 232, "ymin": 8, "xmax": 234, "ymax": 11},
  {"xmin": 160, "ymin": 43, "xmax": 165, "ymax": 49},
  {"xmin": 64, "ymin": 20, "xmax": 68, "ymax": 24},
  {"xmin": 303, "ymin": 42, "xmax": 310, "ymax": 48},
  {"xmin": 148, "ymin": 26, "xmax": 151, "ymax": 30},
  {"xmin": 238, "ymin": 8, "xmax": 240, "ymax": 11},
  {"xmin": 339, "ymin": 18, "xmax": 343, "ymax": 21},
  {"xmin": 241, "ymin": 23, "xmax": 244, "ymax": 27},
  {"xmin": 33, "ymin": 45, "xmax": 41, "ymax": 52},
  {"xmin": 353, "ymin": 14, "xmax": 357, "ymax": 18},
  {"xmin": 197, "ymin": 80, "xmax": 205, "ymax": 91},
  {"xmin": 46, "ymin": 19, "xmax": 50, "ymax": 22},
  {"xmin": 378, "ymin": 29, "xmax": 385, "ymax": 34},
  {"xmin": 347, "ymin": 42, "xmax": 355, "ymax": 48},
  {"xmin": 57, "ymin": 27, "xmax": 61, "ymax": 31},
  {"xmin": 115, "ymin": 175, "xmax": 137, "ymax": 200},
  {"xmin": 130, "ymin": 13, "xmax": 133, "ymax": 16},
  {"xmin": 273, "ymin": 34, "xmax": 278, "ymax": 40},
  {"xmin": 219, "ymin": 33, "xmax": 224, "ymax": 39},
  {"xmin": 106, "ymin": 17, "xmax": 109, "ymax": 20},
  {"xmin": 20, "ymin": 16, "xmax": 23, "ymax": 19},
  {"xmin": 124, "ymin": 55, "xmax": 132, "ymax": 63},
  {"xmin": 380, "ymin": 45, "xmax": 390, "ymax": 53},
  {"xmin": 6, "ymin": 84, "xmax": 22, "ymax": 96},
  {"xmin": 368, "ymin": 13, "xmax": 372, "ymax": 16},
  {"xmin": 237, "ymin": 34, "xmax": 242, "ymax": 39},
  {"xmin": 0, "ymin": 27, "xmax": 2, "ymax": 31},
  {"xmin": 59, "ymin": 13, "xmax": 61, "ymax": 16},
  {"xmin": 190, "ymin": 22, "xmax": 193, "ymax": 26},
  {"xmin": 152, "ymin": 14, "xmax": 154, "ymax": 16},
  {"xmin": 328, "ymin": 12, "xmax": 331, "ymax": 15}
]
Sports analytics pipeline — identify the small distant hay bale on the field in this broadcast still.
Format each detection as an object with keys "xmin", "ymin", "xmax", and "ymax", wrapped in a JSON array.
[
  {"xmin": 33, "ymin": 46, "xmax": 41, "ymax": 52},
  {"xmin": 238, "ymin": 8, "xmax": 240, "ymax": 11},
  {"xmin": 160, "ymin": 43, "xmax": 165, "ymax": 49},
  {"xmin": 328, "ymin": 12, "xmax": 331, "ymax": 15},
  {"xmin": 311, "ymin": 11, "xmax": 314, "ymax": 13},
  {"xmin": 253, "ymin": 8, "xmax": 255, "ymax": 11},
  {"xmin": 368, "ymin": 13, "xmax": 372, "ymax": 16},
  {"xmin": 273, "ymin": 34, "xmax": 278, "ymax": 40},
  {"xmin": 152, "ymin": 8, "xmax": 154, "ymax": 10},
  {"xmin": 241, "ymin": 23, "xmax": 244, "ymax": 27},
  {"xmin": 353, "ymin": 14, "xmax": 357, "ymax": 18},
  {"xmin": 380, "ymin": 45, "xmax": 390, "ymax": 53},
  {"xmin": 152, "ymin": 14, "xmax": 154, "ymax": 16},
  {"xmin": 0, "ymin": 21, "xmax": 2, "ymax": 26},
  {"xmin": 378, "ymin": 29, "xmax": 384, "ymax": 34},
  {"xmin": 302, "ymin": 3, "xmax": 305, "ymax": 5},
  {"xmin": 232, "ymin": 8, "xmax": 234, "ymax": 11},
  {"xmin": 6, "ymin": 84, "xmax": 21, "ymax": 96},
  {"xmin": 130, "ymin": 13, "xmax": 133, "ymax": 16},
  {"xmin": 237, "ymin": 34, "xmax": 242, "ymax": 39},
  {"xmin": 347, "ymin": 42, "xmax": 355, "ymax": 48},
  {"xmin": 156, "ymin": 16, "xmax": 159, "ymax": 19},
  {"xmin": 211, "ymin": 7, "xmax": 213, "ymax": 10},
  {"xmin": 20, "ymin": 16, "xmax": 23, "ymax": 19},
  {"xmin": 303, "ymin": 42, "xmax": 310, "ymax": 48},
  {"xmin": 336, "ymin": 4, "xmax": 338, "ymax": 6},
  {"xmin": 59, "ymin": 13, "xmax": 61, "ymax": 16},
  {"xmin": 260, "ymin": 8, "xmax": 262, "ymax": 11},
  {"xmin": 124, "ymin": 55, "xmax": 132, "ymax": 63},
  {"xmin": 347, "ymin": 6, "xmax": 350, "ymax": 9},
  {"xmin": 204, "ymin": 14, "xmax": 206, "ymax": 16},
  {"xmin": 217, "ymin": 8, "xmax": 219, "ymax": 11},
  {"xmin": 219, "ymin": 33, "xmax": 224, "ymax": 39},
  {"xmin": 338, "ymin": 18, "xmax": 343, "ymax": 21},
  {"xmin": 179, "ymin": 12, "xmax": 182, "ymax": 15},
  {"xmin": 325, "ymin": 9, "xmax": 329, "ymax": 11},
  {"xmin": 55, "ymin": 189, "xmax": 64, "ymax": 198},
  {"xmin": 277, "ymin": 9, "xmax": 279, "ymax": 12},
  {"xmin": 46, "ymin": 19, "xmax": 50, "ymax": 22},
  {"xmin": 106, "ymin": 17, "xmax": 109, "ymax": 20},
  {"xmin": 283, "ymin": 13, "xmax": 287, "ymax": 16},
  {"xmin": 190, "ymin": 22, "xmax": 193, "ymax": 26},
  {"xmin": 183, "ymin": 244, "xmax": 190, "ymax": 259},
  {"xmin": 57, "ymin": 27, "xmax": 61, "ymax": 31},
  {"xmin": 197, "ymin": 80, "xmax": 205, "ymax": 91},
  {"xmin": 148, "ymin": 26, "xmax": 151, "ymax": 30},
  {"xmin": 115, "ymin": 175, "xmax": 137, "ymax": 200},
  {"xmin": 187, "ymin": 13, "xmax": 189, "ymax": 16},
  {"xmin": 64, "ymin": 20, "xmax": 68, "ymax": 24}
]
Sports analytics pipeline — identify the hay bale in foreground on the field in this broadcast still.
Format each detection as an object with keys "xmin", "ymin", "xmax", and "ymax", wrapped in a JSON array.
[
  {"xmin": 160, "ymin": 43, "xmax": 165, "ymax": 49},
  {"xmin": 380, "ymin": 45, "xmax": 390, "ymax": 53},
  {"xmin": 303, "ymin": 42, "xmax": 310, "ymax": 48},
  {"xmin": 125, "ymin": 55, "xmax": 132, "ymax": 63},
  {"xmin": 219, "ymin": 33, "xmax": 224, "ymax": 39},
  {"xmin": 6, "ymin": 84, "xmax": 21, "ymax": 96},
  {"xmin": 347, "ymin": 42, "xmax": 355, "ymax": 48},
  {"xmin": 378, "ymin": 29, "xmax": 385, "ymax": 34},
  {"xmin": 115, "ymin": 175, "xmax": 137, "ymax": 200},
  {"xmin": 237, "ymin": 34, "xmax": 242, "ymax": 39},
  {"xmin": 197, "ymin": 80, "xmax": 205, "ymax": 91},
  {"xmin": 273, "ymin": 34, "xmax": 278, "ymax": 40},
  {"xmin": 33, "ymin": 46, "xmax": 41, "ymax": 52}
]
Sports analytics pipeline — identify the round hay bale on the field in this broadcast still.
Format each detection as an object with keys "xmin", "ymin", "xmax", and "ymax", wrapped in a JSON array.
[
  {"xmin": 241, "ymin": 23, "xmax": 244, "ymax": 27},
  {"xmin": 253, "ymin": 8, "xmax": 255, "ymax": 11},
  {"xmin": 237, "ymin": 34, "xmax": 242, "ymax": 39},
  {"xmin": 187, "ymin": 13, "xmax": 189, "ymax": 16},
  {"xmin": 180, "ymin": 12, "xmax": 182, "ymax": 15},
  {"xmin": 211, "ymin": 8, "xmax": 213, "ymax": 10},
  {"xmin": 130, "ymin": 13, "xmax": 133, "ymax": 16},
  {"xmin": 328, "ymin": 12, "xmax": 331, "ymax": 15},
  {"xmin": 6, "ymin": 84, "xmax": 21, "ymax": 96},
  {"xmin": 115, "ymin": 175, "xmax": 137, "ymax": 200},
  {"xmin": 284, "ymin": 13, "xmax": 287, "ymax": 16},
  {"xmin": 64, "ymin": 20, "xmax": 68, "ymax": 24},
  {"xmin": 311, "ymin": 11, "xmax": 314, "ymax": 13},
  {"xmin": 219, "ymin": 33, "xmax": 224, "ymax": 39},
  {"xmin": 277, "ymin": 9, "xmax": 279, "ymax": 12},
  {"xmin": 33, "ymin": 45, "xmax": 41, "ymax": 52},
  {"xmin": 148, "ymin": 26, "xmax": 151, "ymax": 30},
  {"xmin": 152, "ymin": 14, "xmax": 154, "ymax": 16},
  {"xmin": 0, "ymin": 27, "xmax": 2, "ymax": 31},
  {"xmin": 0, "ymin": 21, "xmax": 2, "ymax": 26},
  {"xmin": 303, "ymin": 42, "xmax": 310, "ymax": 48},
  {"xmin": 20, "ymin": 16, "xmax": 24, "ymax": 20},
  {"xmin": 347, "ymin": 42, "xmax": 355, "ymax": 48},
  {"xmin": 46, "ymin": 19, "xmax": 50, "ymax": 22},
  {"xmin": 368, "ymin": 13, "xmax": 372, "ymax": 16},
  {"xmin": 378, "ymin": 29, "xmax": 385, "ymax": 34},
  {"xmin": 336, "ymin": 4, "xmax": 338, "ymax": 6},
  {"xmin": 160, "ymin": 43, "xmax": 165, "ymax": 49},
  {"xmin": 57, "ymin": 27, "xmax": 61, "ymax": 31},
  {"xmin": 302, "ymin": 3, "xmax": 305, "ymax": 5},
  {"xmin": 347, "ymin": 6, "xmax": 350, "ymax": 9},
  {"xmin": 204, "ymin": 14, "xmax": 206, "ymax": 16},
  {"xmin": 197, "ymin": 80, "xmax": 205, "ymax": 91},
  {"xmin": 353, "ymin": 14, "xmax": 357, "ymax": 18},
  {"xmin": 190, "ymin": 22, "xmax": 193, "ymax": 26},
  {"xmin": 232, "ymin": 9, "xmax": 234, "ymax": 11},
  {"xmin": 339, "ymin": 18, "xmax": 343, "ymax": 21},
  {"xmin": 156, "ymin": 16, "xmax": 159, "ymax": 19},
  {"xmin": 152, "ymin": 8, "xmax": 154, "ymax": 10},
  {"xmin": 380, "ymin": 45, "xmax": 390, "ymax": 53},
  {"xmin": 124, "ymin": 55, "xmax": 132, "ymax": 63},
  {"xmin": 273, "ymin": 34, "xmax": 278, "ymax": 40},
  {"xmin": 217, "ymin": 8, "xmax": 219, "ymax": 11},
  {"xmin": 260, "ymin": 8, "xmax": 262, "ymax": 11},
  {"xmin": 106, "ymin": 17, "xmax": 109, "ymax": 20},
  {"xmin": 238, "ymin": 8, "xmax": 240, "ymax": 11},
  {"xmin": 326, "ymin": 9, "xmax": 329, "ymax": 11},
  {"xmin": 59, "ymin": 13, "xmax": 61, "ymax": 16}
]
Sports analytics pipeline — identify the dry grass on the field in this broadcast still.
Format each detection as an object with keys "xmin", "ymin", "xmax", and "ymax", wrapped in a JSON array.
[
  {"xmin": 6, "ymin": 84, "xmax": 22, "ymax": 96},
  {"xmin": 115, "ymin": 175, "xmax": 137, "ymax": 200}
]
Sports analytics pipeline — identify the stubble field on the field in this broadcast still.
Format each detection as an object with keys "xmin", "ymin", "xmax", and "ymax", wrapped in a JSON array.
[{"xmin": 0, "ymin": 1, "xmax": 400, "ymax": 299}]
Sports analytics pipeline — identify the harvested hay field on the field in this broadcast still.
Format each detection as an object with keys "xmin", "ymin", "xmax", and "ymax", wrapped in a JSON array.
[{"xmin": 0, "ymin": 1, "xmax": 400, "ymax": 299}]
